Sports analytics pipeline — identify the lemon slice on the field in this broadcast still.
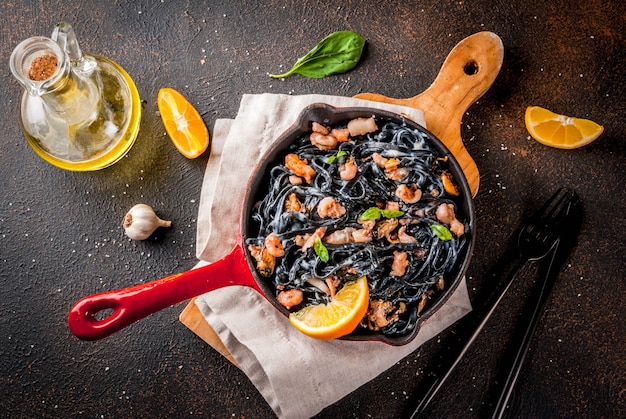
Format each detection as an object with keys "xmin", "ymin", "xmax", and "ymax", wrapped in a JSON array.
[
  {"xmin": 157, "ymin": 87, "xmax": 209, "ymax": 158},
  {"xmin": 525, "ymin": 106, "xmax": 603, "ymax": 149},
  {"xmin": 289, "ymin": 276, "xmax": 369, "ymax": 340}
]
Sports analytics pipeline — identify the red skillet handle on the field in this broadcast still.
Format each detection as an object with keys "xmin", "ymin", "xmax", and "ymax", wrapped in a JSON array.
[{"xmin": 68, "ymin": 244, "xmax": 257, "ymax": 340}]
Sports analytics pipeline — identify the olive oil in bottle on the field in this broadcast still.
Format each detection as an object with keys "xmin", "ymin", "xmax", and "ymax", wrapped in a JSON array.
[{"xmin": 10, "ymin": 22, "xmax": 141, "ymax": 171}]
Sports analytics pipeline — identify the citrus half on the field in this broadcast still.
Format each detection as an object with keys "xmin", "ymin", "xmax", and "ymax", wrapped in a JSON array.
[
  {"xmin": 289, "ymin": 276, "xmax": 369, "ymax": 340},
  {"xmin": 524, "ymin": 106, "xmax": 603, "ymax": 149},
  {"xmin": 157, "ymin": 87, "xmax": 209, "ymax": 158}
]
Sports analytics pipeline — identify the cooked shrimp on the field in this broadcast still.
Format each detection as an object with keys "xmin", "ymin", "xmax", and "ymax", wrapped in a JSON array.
[
  {"xmin": 310, "ymin": 132, "xmax": 338, "ymax": 150},
  {"xmin": 339, "ymin": 157, "xmax": 358, "ymax": 181},
  {"xmin": 325, "ymin": 276, "xmax": 340, "ymax": 299},
  {"xmin": 367, "ymin": 299, "xmax": 406, "ymax": 330},
  {"xmin": 285, "ymin": 193, "xmax": 302, "ymax": 212},
  {"xmin": 289, "ymin": 175, "xmax": 303, "ymax": 185},
  {"xmin": 277, "ymin": 289, "xmax": 303, "ymax": 310},
  {"xmin": 285, "ymin": 153, "xmax": 316, "ymax": 184},
  {"xmin": 372, "ymin": 152, "xmax": 387, "ymax": 168},
  {"xmin": 331, "ymin": 127, "xmax": 350, "ymax": 142},
  {"xmin": 384, "ymin": 157, "xmax": 401, "ymax": 172},
  {"xmin": 301, "ymin": 227, "xmax": 326, "ymax": 252},
  {"xmin": 295, "ymin": 234, "xmax": 307, "ymax": 247},
  {"xmin": 417, "ymin": 290, "xmax": 434, "ymax": 315},
  {"xmin": 385, "ymin": 201, "xmax": 400, "ymax": 211},
  {"xmin": 398, "ymin": 226, "xmax": 418, "ymax": 244},
  {"xmin": 264, "ymin": 232, "xmax": 284, "ymax": 257},
  {"xmin": 435, "ymin": 202, "xmax": 456, "ymax": 224},
  {"xmin": 436, "ymin": 276, "xmax": 446, "ymax": 291},
  {"xmin": 390, "ymin": 251, "xmax": 409, "ymax": 276},
  {"xmin": 324, "ymin": 227, "xmax": 372, "ymax": 244},
  {"xmin": 396, "ymin": 184, "xmax": 422, "ymax": 204},
  {"xmin": 450, "ymin": 220, "xmax": 465, "ymax": 237},
  {"xmin": 347, "ymin": 116, "xmax": 378, "ymax": 136},
  {"xmin": 247, "ymin": 244, "xmax": 276, "ymax": 277},
  {"xmin": 368, "ymin": 300, "xmax": 394, "ymax": 329},
  {"xmin": 351, "ymin": 228, "xmax": 373, "ymax": 243},
  {"xmin": 387, "ymin": 167, "xmax": 409, "ymax": 181},
  {"xmin": 372, "ymin": 153, "xmax": 408, "ymax": 180},
  {"xmin": 324, "ymin": 228, "xmax": 356, "ymax": 244},
  {"xmin": 356, "ymin": 217, "xmax": 373, "ymax": 228},
  {"xmin": 312, "ymin": 122, "xmax": 329, "ymax": 135},
  {"xmin": 372, "ymin": 152, "xmax": 400, "ymax": 171},
  {"xmin": 248, "ymin": 244, "xmax": 262, "ymax": 260},
  {"xmin": 383, "ymin": 158, "xmax": 408, "ymax": 180},
  {"xmin": 435, "ymin": 203, "xmax": 465, "ymax": 237},
  {"xmin": 317, "ymin": 197, "xmax": 346, "ymax": 219}
]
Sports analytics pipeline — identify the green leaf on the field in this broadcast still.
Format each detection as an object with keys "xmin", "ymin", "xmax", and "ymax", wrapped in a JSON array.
[
  {"xmin": 359, "ymin": 207, "xmax": 404, "ymax": 221},
  {"xmin": 430, "ymin": 224, "xmax": 453, "ymax": 241},
  {"xmin": 380, "ymin": 209, "xmax": 405, "ymax": 219},
  {"xmin": 326, "ymin": 150, "xmax": 347, "ymax": 164},
  {"xmin": 314, "ymin": 237, "xmax": 330, "ymax": 262},
  {"xmin": 359, "ymin": 207, "xmax": 382, "ymax": 221},
  {"xmin": 269, "ymin": 31, "xmax": 366, "ymax": 79}
]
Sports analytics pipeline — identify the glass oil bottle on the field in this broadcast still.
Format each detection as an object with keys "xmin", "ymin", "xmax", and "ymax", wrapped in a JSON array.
[{"xmin": 9, "ymin": 22, "xmax": 141, "ymax": 171}]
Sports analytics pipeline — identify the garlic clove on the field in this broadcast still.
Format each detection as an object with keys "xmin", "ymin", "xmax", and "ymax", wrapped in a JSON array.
[{"xmin": 123, "ymin": 204, "xmax": 172, "ymax": 240}]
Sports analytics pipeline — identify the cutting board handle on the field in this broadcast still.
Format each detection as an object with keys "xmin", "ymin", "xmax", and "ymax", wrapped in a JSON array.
[{"xmin": 355, "ymin": 31, "xmax": 504, "ymax": 196}]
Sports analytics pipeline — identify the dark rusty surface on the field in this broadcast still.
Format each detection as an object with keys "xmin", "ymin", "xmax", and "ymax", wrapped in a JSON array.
[{"xmin": 0, "ymin": 1, "xmax": 624, "ymax": 418}]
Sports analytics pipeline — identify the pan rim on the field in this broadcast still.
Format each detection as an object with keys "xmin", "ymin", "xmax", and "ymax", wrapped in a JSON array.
[{"xmin": 240, "ymin": 103, "xmax": 476, "ymax": 346}]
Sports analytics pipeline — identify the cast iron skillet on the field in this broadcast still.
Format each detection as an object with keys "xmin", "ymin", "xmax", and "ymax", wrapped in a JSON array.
[{"xmin": 68, "ymin": 103, "xmax": 476, "ymax": 345}]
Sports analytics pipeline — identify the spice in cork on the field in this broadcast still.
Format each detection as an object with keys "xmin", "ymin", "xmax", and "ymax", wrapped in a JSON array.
[{"xmin": 28, "ymin": 55, "xmax": 58, "ymax": 81}]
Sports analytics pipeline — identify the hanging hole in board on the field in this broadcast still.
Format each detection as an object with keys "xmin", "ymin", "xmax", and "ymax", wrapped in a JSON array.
[{"xmin": 464, "ymin": 60, "xmax": 479, "ymax": 75}]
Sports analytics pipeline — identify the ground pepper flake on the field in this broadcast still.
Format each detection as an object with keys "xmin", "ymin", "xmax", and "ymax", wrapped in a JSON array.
[{"xmin": 28, "ymin": 55, "xmax": 58, "ymax": 81}]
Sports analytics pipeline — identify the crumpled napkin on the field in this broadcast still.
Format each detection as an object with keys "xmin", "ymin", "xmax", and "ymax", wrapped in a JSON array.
[{"xmin": 191, "ymin": 93, "xmax": 472, "ymax": 419}]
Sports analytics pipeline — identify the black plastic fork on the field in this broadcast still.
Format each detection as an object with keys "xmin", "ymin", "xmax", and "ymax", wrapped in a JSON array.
[
  {"xmin": 491, "ymin": 188, "xmax": 582, "ymax": 418},
  {"xmin": 410, "ymin": 187, "xmax": 581, "ymax": 418}
]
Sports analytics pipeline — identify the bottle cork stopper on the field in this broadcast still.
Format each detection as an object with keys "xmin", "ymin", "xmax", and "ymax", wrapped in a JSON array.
[{"xmin": 28, "ymin": 55, "xmax": 58, "ymax": 81}]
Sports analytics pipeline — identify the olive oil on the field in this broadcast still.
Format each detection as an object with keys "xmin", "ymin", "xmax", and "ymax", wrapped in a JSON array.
[
  {"xmin": 20, "ymin": 55, "xmax": 141, "ymax": 171},
  {"xmin": 10, "ymin": 23, "xmax": 141, "ymax": 171}
]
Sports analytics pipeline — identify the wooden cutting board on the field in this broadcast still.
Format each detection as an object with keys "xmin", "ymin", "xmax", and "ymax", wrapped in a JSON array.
[{"xmin": 179, "ymin": 31, "xmax": 504, "ymax": 364}]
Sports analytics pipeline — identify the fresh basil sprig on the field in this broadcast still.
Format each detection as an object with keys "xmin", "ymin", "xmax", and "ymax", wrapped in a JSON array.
[
  {"xmin": 314, "ymin": 237, "xmax": 329, "ymax": 262},
  {"xmin": 430, "ymin": 224, "xmax": 453, "ymax": 241},
  {"xmin": 269, "ymin": 31, "xmax": 366, "ymax": 79},
  {"xmin": 326, "ymin": 150, "xmax": 348, "ymax": 164},
  {"xmin": 359, "ymin": 207, "xmax": 405, "ymax": 221}
]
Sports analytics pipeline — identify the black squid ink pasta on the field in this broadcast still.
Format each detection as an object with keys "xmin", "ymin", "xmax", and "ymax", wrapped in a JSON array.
[{"xmin": 246, "ymin": 115, "xmax": 470, "ymax": 337}]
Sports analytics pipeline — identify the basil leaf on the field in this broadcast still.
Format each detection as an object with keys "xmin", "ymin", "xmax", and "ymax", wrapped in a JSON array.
[
  {"xmin": 326, "ymin": 150, "xmax": 347, "ymax": 164},
  {"xmin": 359, "ymin": 207, "xmax": 382, "ymax": 221},
  {"xmin": 430, "ymin": 224, "xmax": 453, "ymax": 241},
  {"xmin": 380, "ymin": 209, "xmax": 405, "ymax": 219},
  {"xmin": 269, "ymin": 31, "xmax": 366, "ymax": 79},
  {"xmin": 360, "ymin": 207, "xmax": 405, "ymax": 221},
  {"xmin": 314, "ymin": 237, "xmax": 329, "ymax": 262}
]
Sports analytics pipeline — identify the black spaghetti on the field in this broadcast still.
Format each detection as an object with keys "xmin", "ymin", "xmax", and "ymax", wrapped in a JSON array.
[{"xmin": 246, "ymin": 116, "xmax": 470, "ymax": 337}]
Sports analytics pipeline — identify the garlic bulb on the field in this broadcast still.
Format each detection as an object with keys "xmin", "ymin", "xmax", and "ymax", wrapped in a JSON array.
[{"xmin": 123, "ymin": 204, "xmax": 172, "ymax": 240}]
